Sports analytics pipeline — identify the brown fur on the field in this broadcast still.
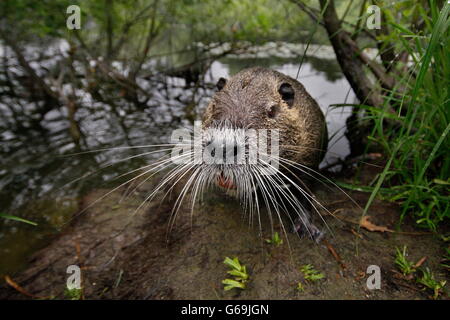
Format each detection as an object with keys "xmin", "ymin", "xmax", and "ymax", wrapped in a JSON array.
[{"xmin": 202, "ymin": 67, "xmax": 328, "ymax": 168}]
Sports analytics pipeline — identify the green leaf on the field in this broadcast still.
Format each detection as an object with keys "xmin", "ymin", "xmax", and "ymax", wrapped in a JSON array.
[
  {"xmin": 223, "ymin": 257, "xmax": 242, "ymax": 271},
  {"xmin": 227, "ymin": 270, "xmax": 248, "ymax": 280},
  {"xmin": 300, "ymin": 264, "xmax": 325, "ymax": 281},
  {"xmin": 433, "ymin": 178, "xmax": 450, "ymax": 185},
  {"xmin": 222, "ymin": 279, "xmax": 246, "ymax": 290},
  {"xmin": 0, "ymin": 213, "xmax": 38, "ymax": 226}
]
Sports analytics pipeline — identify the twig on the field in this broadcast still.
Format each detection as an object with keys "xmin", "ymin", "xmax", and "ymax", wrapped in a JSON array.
[
  {"xmin": 323, "ymin": 239, "xmax": 346, "ymax": 270},
  {"xmin": 4, "ymin": 276, "xmax": 52, "ymax": 299}
]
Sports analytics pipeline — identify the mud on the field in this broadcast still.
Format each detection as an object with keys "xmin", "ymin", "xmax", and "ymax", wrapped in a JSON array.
[{"xmin": 0, "ymin": 165, "xmax": 448, "ymax": 300}]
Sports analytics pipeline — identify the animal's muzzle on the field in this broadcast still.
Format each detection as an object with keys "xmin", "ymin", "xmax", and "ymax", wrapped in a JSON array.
[{"xmin": 217, "ymin": 171, "xmax": 236, "ymax": 189}]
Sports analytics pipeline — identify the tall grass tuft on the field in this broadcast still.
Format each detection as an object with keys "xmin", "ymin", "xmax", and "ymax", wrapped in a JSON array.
[{"xmin": 358, "ymin": 1, "xmax": 449, "ymax": 231}]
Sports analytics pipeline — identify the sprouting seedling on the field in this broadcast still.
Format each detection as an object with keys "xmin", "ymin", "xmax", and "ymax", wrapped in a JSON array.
[
  {"xmin": 296, "ymin": 282, "xmax": 305, "ymax": 292},
  {"xmin": 265, "ymin": 232, "xmax": 283, "ymax": 246},
  {"xmin": 417, "ymin": 268, "xmax": 446, "ymax": 299},
  {"xmin": 222, "ymin": 257, "xmax": 249, "ymax": 291},
  {"xmin": 299, "ymin": 264, "xmax": 324, "ymax": 282},
  {"xmin": 394, "ymin": 246, "xmax": 416, "ymax": 276}
]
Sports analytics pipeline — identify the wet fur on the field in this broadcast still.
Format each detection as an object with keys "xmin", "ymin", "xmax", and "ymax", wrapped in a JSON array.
[{"xmin": 203, "ymin": 67, "xmax": 327, "ymax": 169}]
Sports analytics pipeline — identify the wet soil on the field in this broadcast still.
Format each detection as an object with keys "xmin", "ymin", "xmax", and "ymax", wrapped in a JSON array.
[{"xmin": 0, "ymin": 165, "xmax": 448, "ymax": 300}]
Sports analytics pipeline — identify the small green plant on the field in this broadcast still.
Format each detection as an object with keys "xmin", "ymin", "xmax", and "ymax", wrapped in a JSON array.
[
  {"xmin": 394, "ymin": 246, "xmax": 416, "ymax": 276},
  {"xmin": 265, "ymin": 232, "xmax": 283, "ymax": 246},
  {"xmin": 222, "ymin": 257, "xmax": 249, "ymax": 291},
  {"xmin": 296, "ymin": 282, "xmax": 305, "ymax": 292},
  {"xmin": 64, "ymin": 287, "xmax": 82, "ymax": 300},
  {"xmin": 299, "ymin": 264, "xmax": 324, "ymax": 282},
  {"xmin": 417, "ymin": 268, "xmax": 446, "ymax": 299}
]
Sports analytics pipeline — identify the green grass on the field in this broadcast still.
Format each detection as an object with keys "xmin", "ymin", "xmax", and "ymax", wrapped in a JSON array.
[
  {"xmin": 394, "ymin": 246, "xmax": 416, "ymax": 276},
  {"xmin": 393, "ymin": 246, "xmax": 446, "ymax": 299},
  {"xmin": 0, "ymin": 213, "xmax": 37, "ymax": 226},
  {"xmin": 417, "ymin": 268, "xmax": 446, "ymax": 299},
  {"xmin": 348, "ymin": 1, "xmax": 449, "ymax": 231}
]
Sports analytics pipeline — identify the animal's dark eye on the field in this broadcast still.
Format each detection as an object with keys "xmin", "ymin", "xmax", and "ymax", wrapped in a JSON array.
[
  {"xmin": 267, "ymin": 105, "xmax": 280, "ymax": 118},
  {"xmin": 216, "ymin": 77, "xmax": 227, "ymax": 91},
  {"xmin": 278, "ymin": 82, "xmax": 295, "ymax": 107}
]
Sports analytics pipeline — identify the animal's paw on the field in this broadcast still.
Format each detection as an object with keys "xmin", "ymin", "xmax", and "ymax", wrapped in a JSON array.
[{"xmin": 293, "ymin": 218, "xmax": 324, "ymax": 243}]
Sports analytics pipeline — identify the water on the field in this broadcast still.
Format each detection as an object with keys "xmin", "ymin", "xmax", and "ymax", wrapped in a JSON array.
[{"xmin": 0, "ymin": 44, "xmax": 355, "ymax": 277}]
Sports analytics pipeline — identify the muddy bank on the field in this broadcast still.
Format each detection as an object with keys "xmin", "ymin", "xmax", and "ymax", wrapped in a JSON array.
[{"xmin": 0, "ymin": 167, "xmax": 447, "ymax": 300}]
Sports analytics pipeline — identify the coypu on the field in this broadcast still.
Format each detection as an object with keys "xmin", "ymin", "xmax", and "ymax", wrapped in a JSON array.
[
  {"xmin": 144, "ymin": 67, "xmax": 328, "ymax": 242},
  {"xmin": 198, "ymin": 67, "xmax": 328, "ymax": 241}
]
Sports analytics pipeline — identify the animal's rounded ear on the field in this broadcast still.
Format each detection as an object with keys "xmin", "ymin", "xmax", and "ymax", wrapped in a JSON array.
[
  {"xmin": 216, "ymin": 77, "xmax": 227, "ymax": 91},
  {"xmin": 278, "ymin": 82, "xmax": 295, "ymax": 107}
]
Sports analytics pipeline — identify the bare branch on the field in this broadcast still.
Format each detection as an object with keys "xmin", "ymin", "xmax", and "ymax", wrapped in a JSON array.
[{"xmin": 289, "ymin": 0, "xmax": 324, "ymax": 26}]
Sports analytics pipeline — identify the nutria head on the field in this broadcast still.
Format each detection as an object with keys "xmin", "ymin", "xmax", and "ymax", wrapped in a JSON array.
[
  {"xmin": 202, "ymin": 67, "xmax": 328, "ymax": 169},
  {"xmin": 161, "ymin": 67, "xmax": 329, "ymax": 240}
]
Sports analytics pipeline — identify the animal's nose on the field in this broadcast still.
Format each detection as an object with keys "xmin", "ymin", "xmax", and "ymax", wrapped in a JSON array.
[{"xmin": 203, "ymin": 139, "xmax": 244, "ymax": 164}]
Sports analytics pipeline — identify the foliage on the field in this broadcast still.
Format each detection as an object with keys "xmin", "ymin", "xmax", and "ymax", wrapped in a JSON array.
[
  {"xmin": 0, "ymin": 0, "xmax": 74, "ymax": 38},
  {"xmin": 394, "ymin": 246, "xmax": 416, "ymax": 275},
  {"xmin": 175, "ymin": 0, "xmax": 318, "ymax": 44},
  {"xmin": 417, "ymin": 268, "xmax": 446, "ymax": 299},
  {"xmin": 296, "ymin": 281, "xmax": 305, "ymax": 291},
  {"xmin": 0, "ymin": 0, "xmax": 325, "ymax": 59},
  {"xmin": 299, "ymin": 264, "xmax": 324, "ymax": 281},
  {"xmin": 222, "ymin": 257, "xmax": 249, "ymax": 290},
  {"xmin": 347, "ymin": 1, "xmax": 449, "ymax": 231},
  {"xmin": 64, "ymin": 287, "xmax": 83, "ymax": 300},
  {"xmin": 393, "ymin": 246, "xmax": 446, "ymax": 299},
  {"xmin": 265, "ymin": 232, "xmax": 283, "ymax": 246}
]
